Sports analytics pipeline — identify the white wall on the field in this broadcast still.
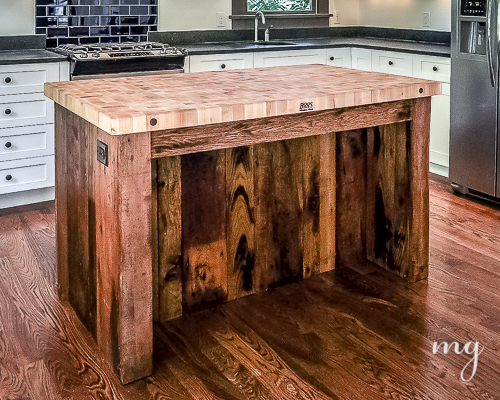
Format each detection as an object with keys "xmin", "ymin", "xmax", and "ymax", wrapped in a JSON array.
[
  {"xmin": 0, "ymin": 0, "xmax": 35, "ymax": 35},
  {"xmin": 330, "ymin": 0, "xmax": 360, "ymax": 26},
  {"xmin": 158, "ymin": 0, "xmax": 232, "ymax": 31},
  {"xmin": 357, "ymin": 0, "xmax": 451, "ymax": 31}
]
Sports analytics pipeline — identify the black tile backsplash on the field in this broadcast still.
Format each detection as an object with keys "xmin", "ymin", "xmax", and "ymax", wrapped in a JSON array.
[{"xmin": 36, "ymin": 0, "xmax": 157, "ymax": 47}]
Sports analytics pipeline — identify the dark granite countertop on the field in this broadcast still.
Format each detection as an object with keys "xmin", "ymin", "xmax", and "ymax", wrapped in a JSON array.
[
  {"xmin": 151, "ymin": 27, "xmax": 451, "ymax": 58},
  {"xmin": 0, "ymin": 35, "xmax": 67, "ymax": 65},
  {"xmin": 0, "ymin": 49, "xmax": 67, "ymax": 65}
]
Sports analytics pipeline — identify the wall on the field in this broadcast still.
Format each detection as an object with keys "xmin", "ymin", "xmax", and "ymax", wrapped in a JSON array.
[
  {"xmin": 158, "ymin": 0, "xmax": 232, "ymax": 31},
  {"xmin": 330, "ymin": 0, "xmax": 360, "ymax": 26},
  {"xmin": 0, "ymin": 0, "xmax": 35, "ymax": 35},
  {"xmin": 357, "ymin": 0, "xmax": 451, "ymax": 31}
]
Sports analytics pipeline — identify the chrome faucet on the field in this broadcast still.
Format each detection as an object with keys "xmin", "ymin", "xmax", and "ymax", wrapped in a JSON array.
[{"xmin": 254, "ymin": 11, "xmax": 265, "ymax": 42}]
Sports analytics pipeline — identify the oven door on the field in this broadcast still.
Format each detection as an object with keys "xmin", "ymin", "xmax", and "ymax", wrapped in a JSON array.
[{"xmin": 72, "ymin": 68, "xmax": 184, "ymax": 80}]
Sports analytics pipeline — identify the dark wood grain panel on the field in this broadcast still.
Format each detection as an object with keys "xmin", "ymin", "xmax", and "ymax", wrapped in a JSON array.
[
  {"xmin": 366, "ymin": 123, "xmax": 412, "ymax": 277},
  {"xmin": 157, "ymin": 156, "xmax": 183, "ymax": 321},
  {"xmin": 335, "ymin": 129, "xmax": 368, "ymax": 268},
  {"xmin": 59, "ymin": 106, "xmax": 97, "ymax": 338},
  {"xmin": 254, "ymin": 140, "xmax": 303, "ymax": 292},
  {"xmin": 181, "ymin": 150, "xmax": 228, "ymax": 313},
  {"xmin": 226, "ymin": 146, "xmax": 255, "ymax": 301},
  {"xmin": 151, "ymin": 100, "xmax": 413, "ymax": 158}
]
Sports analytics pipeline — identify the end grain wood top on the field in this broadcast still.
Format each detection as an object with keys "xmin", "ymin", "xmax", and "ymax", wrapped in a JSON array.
[{"xmin": 44, "ymin": 64, "xmax": 441, "ymax": 135}]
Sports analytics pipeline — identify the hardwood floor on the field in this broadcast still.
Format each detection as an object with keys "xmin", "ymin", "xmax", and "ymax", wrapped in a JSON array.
[{"xmin": 1, "ymin": 175, "xmax": 500, "ymax": 399}]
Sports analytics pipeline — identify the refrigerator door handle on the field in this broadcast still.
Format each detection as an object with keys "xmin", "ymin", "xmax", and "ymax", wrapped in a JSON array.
[{"xmin": 487, "ymin": 0, "xmax": 496, "ymax": 86}]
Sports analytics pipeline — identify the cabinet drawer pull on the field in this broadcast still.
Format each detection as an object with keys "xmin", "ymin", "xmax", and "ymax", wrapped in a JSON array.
[
  {"xmin": 388, "ymin": 61, "xmax": 394, "ymax": 66},
  {"xmin": 220, "ymin": 63, "xmax": 226, "ymax": 69},
  {"xmin": 5, "ymin": 141, "xmax": 12, "ymax": 148},
  {"xmin": 4, "ymin": 77, "xmax": 12, "ymax": 84},
  {"xmin": 330, "ymin": 56, "xmax": 334, "ymax": 61},
  {"xmin": 4, "ymin": 108, "xmax": 12, "ymax": 115},
  {"xmin": 5, "ymin": 174, "xmax": 12, "ymax": 181},
  {"xmin": 433, "ymin": 66, "xmax": 438, "ymax": 72}
]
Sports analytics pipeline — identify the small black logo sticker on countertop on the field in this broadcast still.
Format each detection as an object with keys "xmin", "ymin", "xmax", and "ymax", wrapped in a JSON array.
[
  {"xmin": 300, "ymin": 102, "xmax": 314, "ymax": 112},
  {"xmin": 97, "ymin": 140, "xmax": 108, "ymax": 166}
]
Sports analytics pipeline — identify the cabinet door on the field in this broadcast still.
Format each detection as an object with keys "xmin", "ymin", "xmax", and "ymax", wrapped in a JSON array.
[
  {"xmin": 0, "ymin": 62, "xmax": 60, "ymax": 95},
  {"xmin": 429, "ymin": 84, "xmax": 450, "ymax": 169},
  {"xmin": 0, "ymin": 93, "xmax": 54, "ymax": 129},
  {"xmin": 326, "ymin": 48, "xmax": 352, "ymax": 68},
  {"xmin": 0, "ymin": 155, "xmax": 55, "ymax": 195},
  {"xmin": 371, "ymin": 50, "xmax": 413, "ymax": 77},
  {"xmin": 412, "ymin": 54, "xmax": 450, "ymax": 83},
  {"xmin": 351, "ymin": 48, "xmax": 372, "ymax": 71},
  {"xmin": 253, "ymin": 49, "xmax": 327, "ymax": 68},
  {"xmin": 188, "ymin": 53, "xmax": 254, "ymax": 73},
  {"xmin": 0, "ymin": 124, "xmax": 54, "ymax": 162}
]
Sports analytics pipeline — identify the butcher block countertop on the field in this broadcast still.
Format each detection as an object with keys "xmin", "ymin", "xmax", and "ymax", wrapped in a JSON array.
[{"xmin": 44, "ymin": 64, "xmax": 441, "ymax": 136}]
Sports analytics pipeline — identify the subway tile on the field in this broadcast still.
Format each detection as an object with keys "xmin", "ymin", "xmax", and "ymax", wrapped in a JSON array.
[
  {"xmin": 36, "ymin": 7, "xmax": 47, "ymax": 16},
  {"xmin": 80, "ymin": 36, "xmax": 100, "ymax": 44},
  {"xmin": 90, "ymin": 26, "xmax": 110, "ymax": 36},
  {"xmin": 35, "ymin": 27, "xmax": 47, "ymax": 34},
  {"xmin": 130, "ymin": 5, "xmax": 148, "ymax": 15},
  {"xmin": 130, "ymin": 25, "xmax": 147, "ymax": 35},
  {"xmin": 46, "ymin": 38, "xmax": 58, "ymax": 48},
  {"xmin": 101, "ymin": 36, "xmax": 121, "ymax": 43},
  {"xmin": 47, "ymin": 27, "xmax": 69, "ymax": 37},
  {"xmin": 69, "ymin": 6, "xmax": 90, "ymax": 15},
  {"xmin": 120, "ymin": 0, "xmax": 139, "ymax": 4},
  {"xmin": 89, "ymin": 6, "xmax": 109, "ymax": 15},
  {"xmin": 100, "ymin": 0, "xmax": 118, "ymax": 4},
  {"xmin": 149, "ymin": 6, "xmax": 157, "ymax": 14},
  {"xmin": 69, "ymin": 26, "xmax": 90, "ymax": 36},
  {"xmin": 110, "ymin": 5, "xmax": 128, "ymax": 14},
  {"xmin": 101, "ymin": 16, "xmax": 119, "ymax": 25},
  {"xmin": 79, "ymin": 0, "xmax": 96, "ymax": 4},
  {"xmin": 120, "ymin": 35, "xmax": 139, "ymax": 43},
  {"xmin": 47, "ymin": 5, "xmax": 67, "ymax": 15},
  {"xmin": 36, "ymin": 17, "xmax": 58, "ymax": 27},
  {"xmin": 58, "ymin": 16, "xmax": 69, "ymax": 26},
  {"xmin": 58, "ymin": 37, "xmax": 79, "ymax": 45},
  {"xmin": 120, "ymin": 16, "xmax": 139, "ymax": 25},
  {"xmin": 139, "ymin": 16, "xmax": 156, "ymax": 24},
  {"xmin": 140, "ymin": 0, "xmax": 157, "ymax": 4},
  {"xmin": 111, "ymin": 26, "xmax": 129, "ymax": 35}
]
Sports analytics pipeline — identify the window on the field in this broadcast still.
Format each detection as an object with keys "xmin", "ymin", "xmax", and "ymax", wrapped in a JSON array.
[{"xmin": 247, "ymin": 0, "xmax": 313, "ymax": 12}]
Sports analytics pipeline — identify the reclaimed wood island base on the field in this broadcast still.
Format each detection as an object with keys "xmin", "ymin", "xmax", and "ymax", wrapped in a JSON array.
[{"xmin": 45, "ymin": 65, "xmax": 439, "ymax": 384}]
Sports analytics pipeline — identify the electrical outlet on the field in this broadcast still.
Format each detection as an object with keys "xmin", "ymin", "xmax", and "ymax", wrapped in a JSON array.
[
  {"xmin": 216, "ymin": 12, "xmax": 225, "ymax": 28},
  {"xmin": 332, "ymin": 10, "xmax": 340, "ymax": 25},
  {"xmin": 423, "ymin": 12, "xmax": 431, "ymax": 28}
]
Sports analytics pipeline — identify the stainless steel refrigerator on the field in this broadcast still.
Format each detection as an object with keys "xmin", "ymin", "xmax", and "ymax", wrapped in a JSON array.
[{"xmin": 450, "ymin": 0, "xmax": 500, "ymax": 199}]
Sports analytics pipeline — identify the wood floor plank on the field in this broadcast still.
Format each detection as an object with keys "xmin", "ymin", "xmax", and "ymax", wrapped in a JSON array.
[{"xmin": 1, "ymin": 176, "xmax": 500, "ymax": 399}]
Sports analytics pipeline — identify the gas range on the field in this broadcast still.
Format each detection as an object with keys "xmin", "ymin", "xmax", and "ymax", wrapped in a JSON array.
[{"xmin": 53, "ymin": 41, "xmax": 187, "ymax": 80}]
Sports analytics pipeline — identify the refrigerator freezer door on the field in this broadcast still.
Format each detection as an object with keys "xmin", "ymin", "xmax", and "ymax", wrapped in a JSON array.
[{"xmin": 450, "ymin": 56, "xmax": 497, "ymax": 196}]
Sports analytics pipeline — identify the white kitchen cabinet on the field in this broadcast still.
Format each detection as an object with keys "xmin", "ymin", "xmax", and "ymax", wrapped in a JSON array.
[
  {"xmin": 326, "ymin": 48, "xmax": 352, "ymax": 68},
  {"xmin": 413, "ymin": 55, "xmax": 451, "ymax": 176},
  {"xmin": 253, "ymin": 49, "xmax": 327, "ymax": 68},
  {"xmin": 188, "ymin": 53, "xmax": 254, "ymax": 72},
  {"xmin": 0, "ymin": 61, "xmax": 69, "ymax": 209},
  {"xmin": 351, "ymin": 48, "xmax": 372, "ymax": 71},
  {"xmin": 371, "ymin": 50, "xmax": 413, "ymax": 77}
]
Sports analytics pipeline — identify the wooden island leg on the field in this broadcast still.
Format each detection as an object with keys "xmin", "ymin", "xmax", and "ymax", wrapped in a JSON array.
[{"xmin": 55, "ymin": 105, "xmax": 154, "ymax": 384}]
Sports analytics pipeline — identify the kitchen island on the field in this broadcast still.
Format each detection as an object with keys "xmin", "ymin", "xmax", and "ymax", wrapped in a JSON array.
[{"xmin": 44, "ymin": 64, "xmax": 440, "ymax": 384}]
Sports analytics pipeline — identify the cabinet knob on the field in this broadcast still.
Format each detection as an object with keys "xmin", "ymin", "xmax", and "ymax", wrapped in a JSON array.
[
  {"xmin": 4, "ymin": 108, "xmax": 12, "ymax": 115},
  {"xmin": 433, "ymin": 66, "xmax": 438, "ymax": 72},
  {"xmin": 388, "ymin": 61, "xmax": 394, "ymax": 66},
  {"xmin": 4, "ymin": 76, "xmax": 12, "ymax": 84},
  {"xmin": 5, "ymin": 141, "xmax": 12, "ymax": 148},
  {"xmin": 5, "ymin": 174, "xmax": 12, "ymax": 181},
  {"xmin": 330, "ymin": 56, "xmax": 334, "ymax": 61},
  {"xmin": 220, "ymin": 63, "xmax": 226, "ymax": 69}
]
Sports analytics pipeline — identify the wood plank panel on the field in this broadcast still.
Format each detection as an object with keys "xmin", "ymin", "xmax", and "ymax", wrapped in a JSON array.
[
  {"xmin": 366, "ymin": 123, "xmax": 412, "ymax": 277},
  {"xmin": 58, "ymin": 106, "xmax": 97, "ymax": 338},
  {"xmin": 157, "ymin": 156, "xmax": 183, "ymax": 321},
  {"xmin": 319, "ymin": 132, "xmax": 336, "ymax": 273},
  {"xmin": 254, "ymin": 140, "xmax": 303, "ymax": 291},
  {"xmin": 226, "ymin": 146, "xmax": 255, "ymax": 301},
  {"xmin": 335, "ymin": 129, "xmax": 368, "ymax": 268},
  {"xmin": 151, "ymin": 100, "xmax": 413, "ymax": 158},
  {"xmin": 181, "ymin": 150, "xmax": 228, "ymax": 313}
]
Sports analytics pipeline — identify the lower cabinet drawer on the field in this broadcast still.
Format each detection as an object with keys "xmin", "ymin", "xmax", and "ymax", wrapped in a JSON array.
[
  {"xmin": 0, "ymin": 124, "xmax": 54, "ymax": 162},
  {"xmin": 0, "ymin": 155, "xmax": 54, "ymax": 195},
  {"xmin": 0, "ymin": 93, "xmax": 54, "ymax": 129}
]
